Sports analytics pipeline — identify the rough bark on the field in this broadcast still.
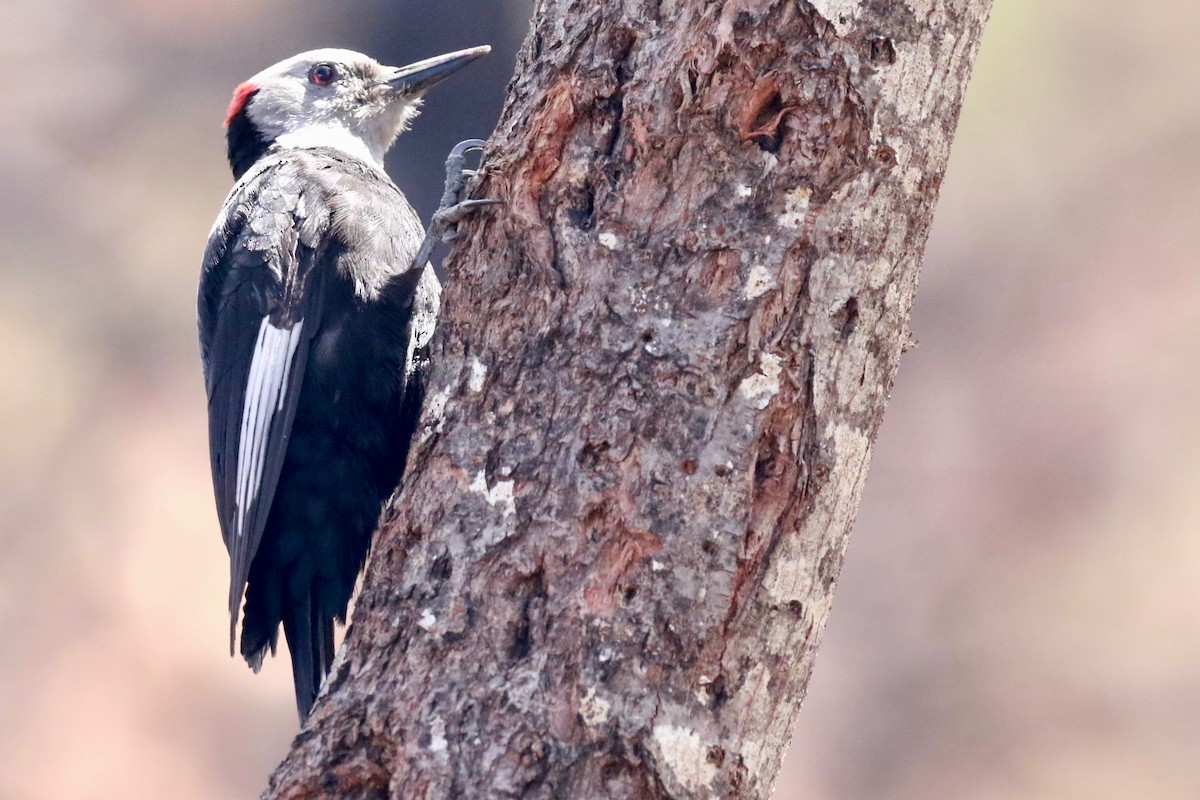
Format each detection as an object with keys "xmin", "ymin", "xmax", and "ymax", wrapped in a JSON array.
[{"xmin": 264, "ymin": 1, "xmax": 991, "ymax": 797}]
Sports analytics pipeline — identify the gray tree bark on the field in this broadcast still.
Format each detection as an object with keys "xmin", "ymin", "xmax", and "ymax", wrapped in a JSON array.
[{"xmin": 263, "ymin": 1, "xmax": 991, "ymax": 797}]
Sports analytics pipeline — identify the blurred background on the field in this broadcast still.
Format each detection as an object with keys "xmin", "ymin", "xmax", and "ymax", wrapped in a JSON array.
[{"xmin": 1, "ymin": 0, "xmax": 1196, "ymax": 797}]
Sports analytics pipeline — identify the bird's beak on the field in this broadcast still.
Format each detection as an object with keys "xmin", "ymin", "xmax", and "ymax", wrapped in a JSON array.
[{"xmin": 386, "ymin": 46, "xmax": 491, "ymax": 97}]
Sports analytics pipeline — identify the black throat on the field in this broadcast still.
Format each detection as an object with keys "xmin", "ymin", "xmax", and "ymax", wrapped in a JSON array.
[{"xmin": 226, "ymin": 93, "xmax": 270, "ymax": 180}]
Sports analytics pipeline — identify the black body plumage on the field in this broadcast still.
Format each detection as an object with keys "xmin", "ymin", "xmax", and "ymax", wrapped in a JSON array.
[{"xmin": 199, "ymin": 140, "xmax": 436, "ymax": 719}]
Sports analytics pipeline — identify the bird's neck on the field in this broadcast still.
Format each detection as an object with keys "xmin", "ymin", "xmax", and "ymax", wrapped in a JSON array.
[
  {"xmin": 227, "ymin": 116, "xmax": 385, "ymax": 179},
  {"xmin": 273, "ymin": 125, "xmax": 384, "ymax": 170}
]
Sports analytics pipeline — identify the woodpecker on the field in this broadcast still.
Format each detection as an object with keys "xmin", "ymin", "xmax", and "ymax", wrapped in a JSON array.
[{"xmin": 198, "ymin": 46, "xmax": 491, "ymax": 719}]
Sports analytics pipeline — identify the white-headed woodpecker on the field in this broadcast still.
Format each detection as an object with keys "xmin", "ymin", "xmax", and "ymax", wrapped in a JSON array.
[{"xmin": 198, "ymin": 46, "xmax": 491, "ymax": 719}]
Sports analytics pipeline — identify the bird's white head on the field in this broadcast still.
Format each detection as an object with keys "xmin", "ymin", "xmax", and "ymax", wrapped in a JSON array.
[{"xmin": 224, "ymin": 46, "xmax": 489, "ymax": 178}]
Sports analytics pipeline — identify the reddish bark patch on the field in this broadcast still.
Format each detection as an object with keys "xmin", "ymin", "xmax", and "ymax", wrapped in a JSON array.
[
  {"xmin": 582, "ymin": 506, "xmax": 663, "ymax": 615},
  {"xmin": 515, "ymin": 78, "xmax": 577, "ymax": 219},
  {"xmin": 738, "ymin": 75, "xmax": 798, "ymax": 151}
]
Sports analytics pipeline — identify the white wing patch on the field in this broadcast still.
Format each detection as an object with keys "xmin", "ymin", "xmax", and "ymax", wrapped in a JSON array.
[
  {"xmin": 404, "ymin": 268, "xmax": 442, "ymax": 381},
  {"xmin": 234, "ymin": 317, "xmax": 305, "ymax": 539}
]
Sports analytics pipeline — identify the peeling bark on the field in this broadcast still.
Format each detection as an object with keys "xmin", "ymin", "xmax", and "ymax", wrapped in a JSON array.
[{"xmin": 264, "ymin": 1, "xmax": 992, "ymax": 797}]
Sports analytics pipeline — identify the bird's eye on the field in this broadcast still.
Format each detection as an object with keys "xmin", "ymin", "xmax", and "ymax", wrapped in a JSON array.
[{"xmin": 308, "ymin": 63, "xmax": 337, "ymax": 86}]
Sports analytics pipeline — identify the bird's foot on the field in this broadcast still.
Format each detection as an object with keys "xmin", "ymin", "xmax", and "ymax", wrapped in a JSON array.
[{"xmin": 412, "ymin": 139, "xmax": 501, "ymax": 269}]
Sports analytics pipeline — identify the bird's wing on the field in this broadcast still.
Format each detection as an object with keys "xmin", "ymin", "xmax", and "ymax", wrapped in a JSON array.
[{"xmin": 198, "ymin": 160, "xmax": 329, "ymax": 649}]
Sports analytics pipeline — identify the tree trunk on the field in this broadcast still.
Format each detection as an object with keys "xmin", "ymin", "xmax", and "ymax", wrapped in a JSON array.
[{"xmin": 264, "ymin": 1, "xmax": 991, "ymax": 797}]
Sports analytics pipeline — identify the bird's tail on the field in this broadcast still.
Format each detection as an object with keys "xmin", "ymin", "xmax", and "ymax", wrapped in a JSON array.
[{"xmin": 281, "ymin": 591, "xmax": 335, "ymax": 721}]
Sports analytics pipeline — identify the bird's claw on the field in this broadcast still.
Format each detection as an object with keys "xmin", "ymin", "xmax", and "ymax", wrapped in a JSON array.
[
  {"xmin": 412, "ymin": 139, "xmax": 501, "ymax": 267},
  {"xmin": 433, "ymin": 199, "xmax": 503, "ymax": 242},
  {"xmin": 431, "ymin": 139, "xmax": 495, "ymax": 235}
]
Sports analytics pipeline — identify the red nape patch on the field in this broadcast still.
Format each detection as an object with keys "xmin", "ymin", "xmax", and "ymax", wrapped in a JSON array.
[{"xmin": 224, "ymin": 82, "xmax": 258, "ymax": 127}]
